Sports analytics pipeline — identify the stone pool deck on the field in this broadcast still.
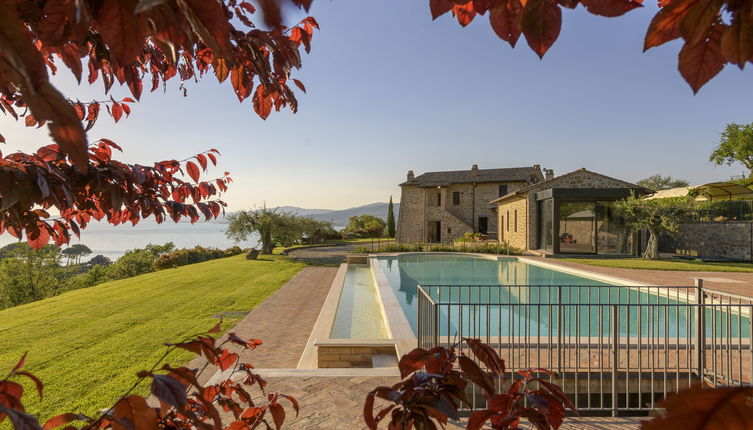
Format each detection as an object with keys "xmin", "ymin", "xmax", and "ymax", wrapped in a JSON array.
[
  {"xmin": 193, "ymin": 255, "xmax": 753, "ymax": 428},
  {"xmin": 528, "ymin": 257, "xmax": 753, "ymax": 298}
]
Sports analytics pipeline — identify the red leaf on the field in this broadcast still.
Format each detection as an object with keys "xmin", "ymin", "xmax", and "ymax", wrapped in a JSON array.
[
  {"xmin": 580, "ymin": 0, "xmax": 642, "ymax": 18},
  {"xmin": 268, "ymin": 403, "xmax": 285, "ymax": 429},
  {"xmin": 430, "ymin": 0, "xmax": 454, "ymax": 19},
  {"xmin": 644, "ymin": 0, "xmax": 697, "ymax": 51},
  {"xmin": 112, "ymin": 395, "xmax": 158, "ymax": 430},
  {"xmin": 43, "ymin": 414, "xmax": 80, "ymax": 430},
  {"xmin": 458, "ymin": 356, "xmax": 495, "ymax": 397},
  {"xmin": 642, "ymin": 386, "xmax": 753, "ymax": 430},
  {"xmin": 467, "ymin": 409, "xmax": 498, "ymax": 430},
  {"xmin": 230, "ymin": 66, "xmax": 252, "ymax": 102},
  {"xmin": 27, "ymin": 225, "xmax": 51, "ymax": 250},
  {"xmin": 489, "ymin": 0, "xmax": 523, "ymax": 47},
  {"xmin": 196, "ymin": 153, "xmax": 208, "ymax": 170},
  {"xmin": 678, "ymin": 22, "xmax": 725, "ymax": 93},
  {"xmin": 465, "ymin": 338, "xmax": 506, "ymax": 378},
  {"xmin": 12, "ymin": 353, "xmax": 27, "ymax": 373},
  {"xmin": 681, "ymin": 0, "xmax": 724, "ymax": 46},
  {"xmin": 98, "ymin": 0, "xmax": 145, "ymax": 65},
  {"xmin": 214, "ymin": 58, "xmax": 229, "ymax": 83},
  {"xmin": 111, "ymin": 103, "xmax": 123, "ymax": 123},
  {"xmin": 521, "ymin": 0, "xmax": 562, "ymax": 58},
  {"xmin": 14, "ymin": 372, "xmax": 43, "ymax": 399},
  {"xmin": 208, "ymin": 319, "xmax": 221, "ymax": 333},
  {"xmin": 398, "ymin": 348, "xmax": 432, "ymax": 378},
  {"xmin": 207, "ymin": 152, "xmax": 217, "ymax": 165},
  {"xmin": 185, "ymin": 161, "xmax": 201, "ymax": 183},
  {"xmin": 292, "ymin": 79, "xmax": 306, "ymax": 93},
  {"xmin": 721, "ymin": 17, "xmax": 753, "ymax": 69},
  {"xmin": 151, "ymin": 374, "xmax": 187, "ymax": 411},
  {"xmin": 252, "ymin": 85, "xmax": 272, "ymax": 120},
  {"xmin": 215, "ymin": 350, "xmax": 238, "ymax": 371},
  {"xmin": 452, "ymin": 2, "xmax": 477, "ymax": 27}
]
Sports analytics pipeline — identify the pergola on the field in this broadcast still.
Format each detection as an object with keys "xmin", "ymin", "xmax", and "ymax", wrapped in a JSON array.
[
  {"xmin": 694, "ymin": 182, "xmax": 753, "ymax": 201},
  {"xmin": 646, "ymin": 182, "xmax": 753, "ymax": 201}
]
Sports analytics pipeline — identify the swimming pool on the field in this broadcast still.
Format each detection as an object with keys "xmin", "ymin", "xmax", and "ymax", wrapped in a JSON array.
[{"xmin": 376, "ymin": 254, "xmax": 750, "ymax": 338}]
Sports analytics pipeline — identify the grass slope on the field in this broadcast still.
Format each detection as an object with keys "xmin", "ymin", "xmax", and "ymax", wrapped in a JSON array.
[
  {"xmin": 0, "ymin": 254, "xmax": 306, "ymax": 420},
  {"xmin": 561, "ymin": 258, "xmax": 753, "ymax": 272}
]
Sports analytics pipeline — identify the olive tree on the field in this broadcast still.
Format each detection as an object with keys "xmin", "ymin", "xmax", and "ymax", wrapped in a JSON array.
[
  {"xmin": 615, "ymin": 194, "xmax": 694, "ymax": 260},
  {"xmin": 226, "ymin": 207, "xmax": 326, "ymax": 254},
  {"xmin": 710, "ymin": 123, "xmax": 753, "ymax": 177}
]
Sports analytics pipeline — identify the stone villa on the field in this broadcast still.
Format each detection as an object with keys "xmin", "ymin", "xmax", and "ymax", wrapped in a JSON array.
[
  {"xmin": 395, "ymin": 165, "xmax": 548, "ymax": 244},
  {"xmin": 397, "ymin": 165, "xmax": 649, "ymax": 256}
]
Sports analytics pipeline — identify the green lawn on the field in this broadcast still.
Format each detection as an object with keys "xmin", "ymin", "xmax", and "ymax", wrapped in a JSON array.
[
  {"xmin": 562, "ymin": 258, "xmax": 753, "ymax": 273},
  {"xmin": 0, "ymin": 254, "xmax": 306, "ymax": 421}
]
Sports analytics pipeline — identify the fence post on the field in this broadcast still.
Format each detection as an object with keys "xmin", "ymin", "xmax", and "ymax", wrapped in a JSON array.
[
  {"xmin": 612, "ymin": 304, "xmax": 619, "ymax": 417},
  {"xmin": 418, "ymin": 288, "xmax": 424, "ymax": 349},
  {"xmin": 557, "ymin": 286, "xmax": 563, "ymax": 374},
  {"xmin": 695, "ymin": 278, "xmax": 705, "ymax": 383}
]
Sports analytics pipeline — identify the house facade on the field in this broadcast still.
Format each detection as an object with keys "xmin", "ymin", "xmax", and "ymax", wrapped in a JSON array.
[
  {"xmin": 396, "ymin": 165, "xmax": 546, "ymax": 243},
  {"xmin": 493, "ymin": 168, "xmax": 648, "ymax": 255}
]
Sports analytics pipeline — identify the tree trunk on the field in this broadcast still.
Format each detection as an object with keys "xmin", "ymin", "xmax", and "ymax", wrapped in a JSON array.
[
  {"xmin": 261, "ymin": 229, "xmax": 274, "ymax": 255},
  {"xmin": 642, "ymin": 228, "xmax": 660, "ymax": 260}
]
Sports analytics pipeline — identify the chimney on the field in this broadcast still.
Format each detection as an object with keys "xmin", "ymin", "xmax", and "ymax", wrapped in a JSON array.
[
  {"xmin": 407, "ymin": 170, "xmax": 414, "ymax": 181},
  {"xmin": 545, "ymin": 169, "xmax": 554, "ymax": 180},
  {"xmin": 471, "ymin": 164, "xmax": 479, "ymax": 176},
  {"xmin": 533, "ymin": 164, "xmax": 540, "ymax": 171}
]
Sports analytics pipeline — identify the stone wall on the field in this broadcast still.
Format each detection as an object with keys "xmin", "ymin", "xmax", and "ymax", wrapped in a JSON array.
[
  {"xmin": 396, "ymin": 186, "xmax": 425, "ymax": 243},
  {"xmin": 660, "ymin": 222, "xmax": 753, "ymax": 261},
  {"xmin": 397, "ymin": 181, "xmax": 528, "ymax": 243},
  {"xmin": 498, "ymin": 197, "xmax": 528, "ymax": 250},
  {"xmin": 317, "ymin": 344, "xmax": 397, "ymax": 368}
]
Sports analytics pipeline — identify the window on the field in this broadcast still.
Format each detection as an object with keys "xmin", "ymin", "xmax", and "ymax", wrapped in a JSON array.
[
  {"xmin": 447, "ymin": 227, "xmax": 452, "ymax": 234},
  {"xmin": 498, "ymin": 184, "xmax": 508, "ymax": 197},
  {"xmin": 514, "ymin": 210, "xmax": 518, "ymax": 232},
  {"xmin": 452, "ymin": 191, "xmax": 460, "ymax": 205},
  {"xmin": 478, "ymin": 217, "xmax": 488, "ymax": 234},
  {"xmin": 437, "ymin": 193, "xmax": 441, "ymax": 206},
  {"xmin": 506, "ymin": 211, "xmax": 510, "ymax": 231},
  {"xmin": 500, "ymin": 216, "xmax": 504, "ymax": 240}
]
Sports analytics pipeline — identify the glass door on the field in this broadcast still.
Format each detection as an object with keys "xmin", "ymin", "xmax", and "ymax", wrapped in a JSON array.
[{"xmin": 558, "ymin": 202, "xmax": 596, "ymax": 253}]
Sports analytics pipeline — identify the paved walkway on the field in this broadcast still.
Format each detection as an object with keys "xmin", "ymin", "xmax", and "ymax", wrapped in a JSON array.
[
  {"xmin": 287, "ymin": 244, "xmax": 357, "ymax": 265},
  {"xmin": 530, "ymin": 257, "xmax": 753, "ymax": 298},
  {"xmin": 189, "ymin": 266, "xmax": 338, "ymax": 383}
]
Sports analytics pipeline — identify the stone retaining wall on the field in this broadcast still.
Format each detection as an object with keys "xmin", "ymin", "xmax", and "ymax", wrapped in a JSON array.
[
  {"xmin": 318, "ymin": 344, "xmax": 397, "ymax": 368},
  {"xmin": 660, "ymin": 222, "xmax": 753, "ymax": 261}
]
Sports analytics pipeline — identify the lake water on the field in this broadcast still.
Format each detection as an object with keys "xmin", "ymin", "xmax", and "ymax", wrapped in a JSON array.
[{"xmin": 0, "ymin": 220, "xmax": 259, "ymax": 261}]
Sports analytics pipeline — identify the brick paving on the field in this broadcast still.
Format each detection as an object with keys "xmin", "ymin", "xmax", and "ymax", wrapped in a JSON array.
[
  {"xmin": 260, "ymin": 375, "xmax": 644, "ymax": 429},
  {"xmin": 189, "ymin": 266, "xmax": 338, "ymax": 383},
  {"xmin": 528, "ymin": 257, "xmax": 753, "ymax": 298}
]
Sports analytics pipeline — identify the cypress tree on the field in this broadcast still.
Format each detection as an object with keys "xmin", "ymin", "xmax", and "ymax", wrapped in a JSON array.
[{"xmin": 387, "ymin": 196, "xmax": 396, "ymax": 238}]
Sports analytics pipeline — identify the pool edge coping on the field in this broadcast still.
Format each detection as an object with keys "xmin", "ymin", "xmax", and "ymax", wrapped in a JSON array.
[
  {"xmin": 370, "ymin": 257, "xmax": 418, "ymax": 358},
  {"xmin": 296, "ymin": 263, "xmax": 348, "ymax": 369}
]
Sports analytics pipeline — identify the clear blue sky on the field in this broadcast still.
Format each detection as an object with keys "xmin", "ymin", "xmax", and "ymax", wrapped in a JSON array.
[{"xmin": 2, "ymin": 1, "xmax": 751, "ymax": 210}]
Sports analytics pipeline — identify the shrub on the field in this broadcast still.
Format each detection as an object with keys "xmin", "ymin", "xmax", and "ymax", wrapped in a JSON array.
[
  {"xmin": 153, "ymin": 246, "xmax": 244, "ymax": 271},
  {"xmin": 365, "ymin": 338, "xmax": 575, "ymax": 429},
  {"xmin": 349, "ymin": 242, "xmax": 522, "ymax": 255}
]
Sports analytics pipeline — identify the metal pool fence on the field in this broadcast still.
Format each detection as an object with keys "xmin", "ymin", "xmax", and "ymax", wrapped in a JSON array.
[{"xmin": 416, "ymin": 282, "xmax": 753, "ymax": 416}]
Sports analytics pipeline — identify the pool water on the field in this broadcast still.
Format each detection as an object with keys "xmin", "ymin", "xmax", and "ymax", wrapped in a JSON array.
[
  {"xmin": 377, "ymin": 254, "xmax": 750, "ymax": 338},
  {"xmin": 330, "ymin": 265, "xmax": 388, "ymax": 339}
]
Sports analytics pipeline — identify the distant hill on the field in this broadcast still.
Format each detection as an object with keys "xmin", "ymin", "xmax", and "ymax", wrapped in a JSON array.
[{"xmin": 275, "ymin": 202, "xmax": 399, "ymax": 227}]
